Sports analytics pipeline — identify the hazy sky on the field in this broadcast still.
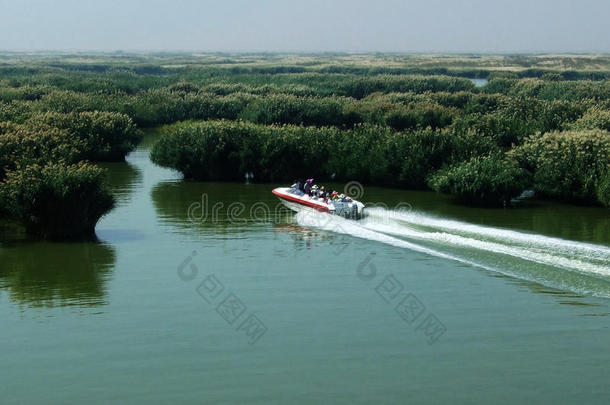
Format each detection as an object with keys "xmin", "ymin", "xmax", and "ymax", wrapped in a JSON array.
[{"xmin": 0, "ymin": 0, "xmax": 608, "ymax": 53}]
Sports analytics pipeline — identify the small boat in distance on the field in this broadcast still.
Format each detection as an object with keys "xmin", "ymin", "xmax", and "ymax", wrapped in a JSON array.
[{"xmin": 272, "ymin": 185, "xmax": 365, "ymax": 219}]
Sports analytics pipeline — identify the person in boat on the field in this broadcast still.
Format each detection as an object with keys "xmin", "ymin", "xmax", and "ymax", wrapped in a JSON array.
[
  {"xmin": 291, "ymin": 180, "xmax": 304, "ymax": 195},
  {"xmin": 331, "ymin": 191, "xmax": 339, "ymax": 200},
  {"xmin": 323, "ymin": 188, "xmax": 332, "ymax": 203},
  {"xmin": 304, "ymin": 178, "xmax": 313, "ymax": 195},
  {"xmin": 311, "ymin": 184, "xmax": 319, "ymax": 197},
  {"xmin": 319, "ymin": 186, "xmax": 326, "ymax": 199}
]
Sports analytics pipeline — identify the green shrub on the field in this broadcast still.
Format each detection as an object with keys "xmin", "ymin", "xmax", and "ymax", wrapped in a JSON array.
[
  {"xmin": 428, "ymin": 91, "xmax": 473, "ymax": 109},
  {"xmin": 457, "ymin": 98, "xmax": 585, "ymax": 147},
  {"xmin": 462, "ymin": 113, "xmax": 529, "ymax": 147},
  {"xmin": 428, "ymin": 154, "xmax": 531, "ymax": 206},
  {"xmin": 324, "ymin": 125, "xmax": 392, "ymax": 184},
  {"xmin": 0, "ymin": 100, "xmax": 34, "ymax": 123},
  {"xmin": 0, "ymin": 121, "xmax": 20, "ymax": 135},
  {"xmin": 342, "ymin": 96, "xmax": 395, "ymax": 125},
  {"xmin": 36, "ymin": 90, "xmax": 106, "ymax": 113},
  {"xmin": 508, "ymin": 79, "xmax": 610, "ymax": 101},
  {"xmin": 334, "ymin": 75, "xmax": 475, "ymax": 98},
  {"xmin": 167, "ymin": 81, "xmax": 201, "ymax": 94},
  {"xmin": 383, "ymin": 102, "xmax": 455, "ymax": 131},
  {"xmin": 385, "ymin": 128, "xmax": 495, "ymax": 188},
  {"xmin": 541, "ymin": 73, "xmax": 564, "ymax": 81},
  {"xmin": 238, "ymin": 94, "xmax": 350, "ymax": 127},
  {"xmin": 538, "ymin": 100, "xmax": 587, "ymax": 132},
  {"xmin": 151, "ymin": 120, "xmax": 498, "ymax": 188},
  {"xmin": 0, "ymin": 85, "xmax": 51, "ymax": 102},
  {"xmin": 482, "ymin": 78, "xmax": 517, "ymax": 94},
  {"xmin": 122, "ymin": 89, "xmax": 257, "ymax": 126},
  {"xmin": 458, "ymin": 97, "xmax": 544, "ymax": 146},
  {"xmin": 511, "ymin": 130, "xmax": 610, "ymax": 204},
  {"xmin": 569, "ymin": 106, "xmax": 610, "ymax": 131},
  {"xmin": 463, "ymin": 93, "xmax": 507, "ymax": 115},
  {"xmin": 151, "ymin": 120, "xmax": 263, "ymax": 181},
  {"xmin": 152, "ymin": 120, "xmax": 385, "ymax": 182},
  {"xmin": 0, "ymin": 126, "xmax": 84, "ymax": 181},
  {"xmin": 0, "ymin": 162, "xmax": 115, "ymax": 238},
  {"xmin": 29, "ymin": 111, "xmax": 141, "ymax": 161}
]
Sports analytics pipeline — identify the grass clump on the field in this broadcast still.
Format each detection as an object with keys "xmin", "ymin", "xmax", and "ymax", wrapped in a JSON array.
[
  {"xmin": 427, "ymin": 154, "xmax": 531, "ymax": 206},
  {"xmin": 0, "ymin": 162, "xmax": 114, "ymax": 238},
  {"xmin": 511, "ymin": 130, "xmax": 610, "ymax": 205}
]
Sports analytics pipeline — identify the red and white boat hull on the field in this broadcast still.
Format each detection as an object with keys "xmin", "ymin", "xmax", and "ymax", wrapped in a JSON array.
[{"xmin": 272, "ymin": 187, "xmax": 330, "ymax": 212}]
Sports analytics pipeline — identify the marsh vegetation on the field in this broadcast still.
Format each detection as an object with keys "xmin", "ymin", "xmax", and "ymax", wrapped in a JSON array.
[{"xmin": 1, "ymin": 53, "xmax": 609, "ymax": 237}]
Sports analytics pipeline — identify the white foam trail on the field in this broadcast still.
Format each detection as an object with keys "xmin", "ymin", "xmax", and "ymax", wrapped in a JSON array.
[
  {"xmin": 366, "ymin": 207, "xmax": 610, "ymax": 261},
  {"xmin": 294, "ymin": 207, "xmax": 610, "ymax": 286},
  {"xmin": 363, "ymin": 219, "xmax": 610, "ymax": 278},
  {"xmin": 295, "ymin": 210, "xmax": 496, "ymax": 271}
]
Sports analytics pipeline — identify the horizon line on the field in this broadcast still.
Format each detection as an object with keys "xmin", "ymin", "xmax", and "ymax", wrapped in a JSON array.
[{"xmin": 1, "ymin": 49, "xmax": 610, "ymax": 56}]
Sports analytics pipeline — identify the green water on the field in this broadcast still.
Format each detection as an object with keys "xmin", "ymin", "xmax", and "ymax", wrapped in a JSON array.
[{"xmin": 1, "ymin": 130, "xmax": 609, "ymax": 404}]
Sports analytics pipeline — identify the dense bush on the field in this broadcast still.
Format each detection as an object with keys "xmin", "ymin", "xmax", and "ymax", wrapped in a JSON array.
[
  {"xmin": 118, "ymin": 89, "xmax": 257, "ymax": 126},
  {"xmin": 0, "ymin": 100, "xmax": 34, "ymax": 123},
  {"xmin": 427, "ymin": 154, "xmax": 531, "ymax": 206},
  {"xmin": 198, "ymin": 73, "xmax": 476, "ymax": 98},
  {"xmin": 332, "ymin": 75, "xmax": 476, "ymax": 98},
  {"xmin": 453, "ymin": 98, "xmax": 587, "ymax": 147},
  {"xmin": 568, "ymin": 106, "xmax": 610, "ymax": 131},
  {"xmin": 384, "ymin": 103, "xmax": 456, "ymax": 131},
  {"xmin": 511, "ymin": 130, "xmax": 610, "ymax": 204},
  {"xmin": 0, "ymin": 125, "xmax": 84, "ymax": 181},
  {"xmin": 507, "ymin": 79, "xmax": 610, "ymax": 101},
  {"xmin": 151, "ymin": 120, "xmax": 328, "ymax": 181},
  {"xmin": 324, "ymin": 125, "xmax": 392, "ymax": 184},
  {"xmin": 35, "ymin": 90, "xmax": 111, "ymax": 113},
  {"xmin": 384, "ymin": 129, "xmax": 496, "ymax": 188},
  {"xmin": 0, "ymin": 109, "xmax": 131, "ymax": 237},
  {"xmin": 28, "ymin": 111, "xmax": 141, "ymax": 161},
  {"xmin": 238, "ymin": 94, "xmax": 351, "ymax": 127},
  {"xmin": 151, "ymin": 120, "xmax": 498, "ymax": 188},
  {"xmin": 482, "ymin": 78, "xmax": 517, "ymax": 95},
  {"xmin": 0, "ymin": 162, "xmax": 115, "ymax": 238},
  {"xmin": 0, "ymin": 85, "xmax": 51, "ymax": 102},
  {"xmin": 343, "ymin": 95, "xmax": 457, "ymax": 131}
]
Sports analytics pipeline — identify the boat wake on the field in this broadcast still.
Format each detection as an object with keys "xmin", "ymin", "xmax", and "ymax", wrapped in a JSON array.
[{"xmin": 295, "ymin": 207, "xmax": 610, "ymax": 297}]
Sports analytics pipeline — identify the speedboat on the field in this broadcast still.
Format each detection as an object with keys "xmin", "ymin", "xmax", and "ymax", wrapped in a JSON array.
[{"xmin": 272, "ymin": 186, "xmax": 365, "ymax": 219}]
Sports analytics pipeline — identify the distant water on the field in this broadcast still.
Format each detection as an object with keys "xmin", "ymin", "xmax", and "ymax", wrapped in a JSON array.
[
  {"xmin": 471, "ymin": 78, "xmax": 489, "ymax": 87},
  {"xmin": 1, "ymin": 129, "xmax": 609, "ymax": 404}
]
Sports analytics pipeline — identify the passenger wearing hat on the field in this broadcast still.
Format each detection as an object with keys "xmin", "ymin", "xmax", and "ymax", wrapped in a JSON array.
[{"xmin": 304, "ymin": 178, "xmax": 313, "ymax": 195}]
